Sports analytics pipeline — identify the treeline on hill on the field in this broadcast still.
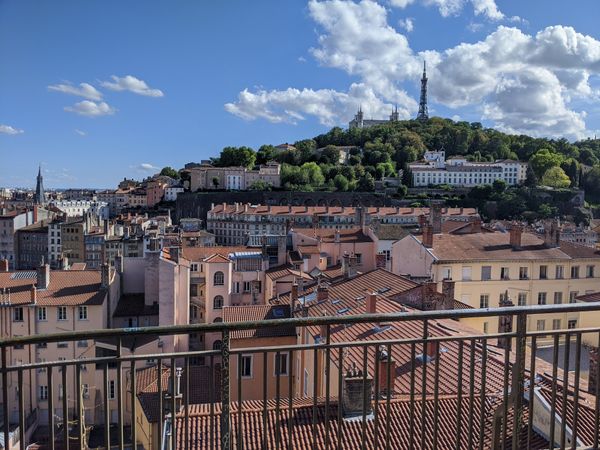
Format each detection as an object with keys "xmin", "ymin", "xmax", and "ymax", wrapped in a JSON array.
[{"xmin": 205, "ymin": 117, "xmax": 600, "ymax": 212}]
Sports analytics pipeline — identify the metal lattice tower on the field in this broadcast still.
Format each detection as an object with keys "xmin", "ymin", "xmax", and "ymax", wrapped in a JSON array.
[{"xmin": 417, "ymin": 61, "xmax": 429, "ymax": 121}]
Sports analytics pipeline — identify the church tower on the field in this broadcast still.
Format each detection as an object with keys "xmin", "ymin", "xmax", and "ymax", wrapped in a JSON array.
[
  {"xmin": 349, "ymin": 105, "xmax": 364, "ymax": 129},
  {"xmin": 417, "ymin": 61, "xmax": 429, "ymax": 122},
  {"xmin": 35, "ymin": 164, "xmax": 46, "ymax": 204},
  {"xmin": 390, "ymin": 104, "xmax": 399, "ymax": 122}
]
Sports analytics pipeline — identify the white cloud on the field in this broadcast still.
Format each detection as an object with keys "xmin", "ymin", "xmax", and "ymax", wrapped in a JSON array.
[
  {"xmin": 48, "ymin": 82, "xmax": 103, "ymax": 101},
  {"xmin": 64, "ymin": 100, "xmax": 116, "ymax": 117},
  {"xmin": 131, "ymin": 163, "xmax": 160, "ymax": 173},
  {"xmin": 0, "ymin": 124, "xmax": 24, "ymax": 135},
  {"xmin": 389, "ymin": 0, "xmax": 505, "ymax": 21},
  {"xmin": 101, "ymin": 75, "xmax": 164, "ymax": 97},
  {"xmin": 226, "ymin": 1, "xmax": 600, "ymax": 139},
  {"xmin": 75, "ymin": 129, "xmax": 87, "ymax": 136},
  {"xmin": 398, "ymin": 17, "xmax": 414, "ymax": 33}
]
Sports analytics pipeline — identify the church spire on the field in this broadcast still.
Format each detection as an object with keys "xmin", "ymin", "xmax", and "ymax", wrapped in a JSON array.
[
  {"xmin": 35, "ymin": 164, "xmax": 45, "ymax": 204},
  {"xmin": 417, "ymin": 60, "xmax": 429, "ymax": 122}
]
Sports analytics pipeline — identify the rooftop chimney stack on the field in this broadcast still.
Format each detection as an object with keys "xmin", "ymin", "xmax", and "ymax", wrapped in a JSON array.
[
  {"xmin": 418, "ymin": 214, "xmax": 427, "ymax": 229},
  {"xmin": 430, "ymin": 203, "xmax": 442, "ymax": 234},
  {"xmin": 0, "ymin": 259, "xmax": 8, "ymax": 272},
  {"xmin": 36, "ymin": 259, "xmax": 50, "ymax": 289},
  {"xmin": 334, "ymin": 228, "xmax": 340, "ymax": 244},
  {"xmin": 422, "ymin": 224, "xmax": 434, "ymax": 248},
  {"xmin": 30, "ymin": 285, "xmax": 37, "ymax": 303},
  {"xmin": 367, "ymin": 292, "xmax": 377, "ymax": 314},
  {"xmin": 317, "ymin": 283, "xmax": 329, "ymax": 303},
  {"xmin": 101, "ymin": 263, "xmax": 110, "ymax": 288},
  {"xmin": 377, "ymin": 346, "xmax": 396, "ymax": 398},
  {"xmin": 509, "ymin": 223, "xmax": 523, "ymax": 250},
  {"xmin": 425, "ymin": 336, "xmax": 439, "ymax": 360},
  {"xmin": 342, "ymin": 362, "xmax": 373, "ymax": 418}
]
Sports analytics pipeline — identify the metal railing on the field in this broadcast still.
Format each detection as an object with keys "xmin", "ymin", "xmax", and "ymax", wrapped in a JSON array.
[{"xmin": 1, "ymin": 303, "xmax": 600, "ymax": 449}]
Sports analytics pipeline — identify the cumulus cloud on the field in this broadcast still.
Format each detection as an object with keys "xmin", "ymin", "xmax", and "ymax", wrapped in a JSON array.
[
  {"xmin": 226, "ymin": 0, "xmax": 600, "ymax": 139},
  {"xmin": 398, "ymin": 17, "xmax": 414, "ymax": 33},
  {"xmin": 48, "ymin": 82, "xmax": 103, "ymax": 101},
  {"xmin": 64, "ymin": 100, "xmax": 116, "ymax": 117},
  {"xmin": 101, "ymin": 75, "xmax": 164, "ymax": 97},
  {"xmin": 0, "ymin": 124, "xmax": 24, "ymax": 135}
]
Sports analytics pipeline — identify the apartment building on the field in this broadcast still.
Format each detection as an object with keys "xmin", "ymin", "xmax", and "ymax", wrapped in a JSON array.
[
  {"xmin": 391, "ymin": 221, "xmax": 600, "ymax": 340},
  {"xmin": 409, "ymin": 150, "xmax": 527, "ymax": 187},
  {"xmin": 207, "ymin": 203, "xmax": 478, "ymax": 245},
  {"xmin": 0, "ymin": 209, "xmax": 34, "ymax": 269},
  {"xmin": 15, "ymin": 221, "xmax": 48, "ymax": 269},
  {"xmin": 187, "ymin": 162, "xmax": 281, "ymax": 192},
  {"xmin": 60, "ymin": 220, "xmax": 86, "ymax": 263},
  {"xmin": 49, "ymin": 200, "xmax": 109, "ymax": 220},
  {"xmin": 0, "ymin": 262, "xmax": 119, "ymax": 427},
  {"xmin": 84, "ymin": 229, "xmax": 106, "ymax": 269}
]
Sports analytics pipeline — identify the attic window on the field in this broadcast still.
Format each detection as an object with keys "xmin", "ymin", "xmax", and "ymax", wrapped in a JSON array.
[
  {"xmin": 331, "ymin": 299, "xmax": 342, "ymax": 305},
  {"xmin": 355, "ymin": 296, "xmax": 365, "ymax": 301},
  {"xmin": 373, "ymin": 325, "xmax": 392, "ymax": 334},
  {"xmin": 337, "ymin": 307, "xmax": 351, "ymax": 314},
  {"xmin": 272, "ymin": 308, "xmax": 285, "ymax": 318},
  {"xmin": 377, "ymin": 287, "xmax": 391, "ymax": 294}
]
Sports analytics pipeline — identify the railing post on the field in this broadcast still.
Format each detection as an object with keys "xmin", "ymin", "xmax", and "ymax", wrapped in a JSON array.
[
  {"xmin": 220, "ymin": 329, "xmax": 231, "ymax": 450},
  {"xmin": 511, "ymin": 312, "xmax": 527, "ymax": 450},
  {"xmin": 1, "ymin": 346, "xmax": 9, "ymax": 450}
]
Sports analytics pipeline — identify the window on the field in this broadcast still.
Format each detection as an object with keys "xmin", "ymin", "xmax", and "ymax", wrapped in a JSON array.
[
  {"xmin": 275, "ymin": 353, "xmax": 289, "ymax": 376},
  {"xmin": 539, "ymin": 265, "xmax": 548, "ymax": 279},
  {"xmin": 442, "ymin": 267, "xmax": 452, "ymax": 280},
  {"xmin": 553, "ymin": 292, "xmax": 563, "ymax": 305},
  {"xmin": 500, "ymin": 267, "xmax": 510, "ymax": 280},
  {"xmin": 537, "ymin": 292, "xmax": 547, "ymax": 305},
  {"xmin": 37, "ymin": 342, "xmax": 47, "ymax": 349},
  {"xmin": 213, "ymin": 340, "xmax": 222, "ymax": 351},
  {"xmin": 569, "ymin": 291, "xmax": 578, "ymax": 303},
  {"xmin": 13, "ymin": 307, "xmax": 23, "ymax": 322},
  {"xmin": 355, "ymin": 254, "xmax": 362, "ymax": 264},
  {"xmin": 57, "ymin": 342, "xmax": 68, "ymax": 348},
  {"xmin": 77, "ymin": 340, "xmax": 88, "ymax": 348},
  {"xmin": 240, "ymin": 355, "xmax": 252, "ymax": 378},
  {"xmin": 518, "ymin": 293, "xmax": 527, "ymax": 306},
  {"xmin": 587, "ymin": 265, "xmax": 595, "ymax": 278},
  {"xmin": 190, "ymin": 284, "xmax": 198, "ymax": 297},
  {"xmin": 78, "ymin": 306, "xmax": 88, "ymax": 320},
  {"xmin": 568, "ymin": 320, "xmax": 577, "ymax": 329},
  {"xmin": 190, "ymin": 305, "xmax": 198, "ymax": 320},
  {"xmin": 58, "ymin": 306, "xmax": 67, "ymax": 321},
  {"xmin": 303, "ymin": 369, "xmax": 309, "ymax": 397},
  {"xmin": 108, "ymin": 380, "xmax": 116, "ymax": 399},
  {"xmin": 214, "ymin": 271, "xmax": 224, "ymax": 286},
  {"xmin": 37, "ymin": 307, "xmax": 47, "ymax": 321},
  {"xmin": 39, "ymin": 385, "xmax": 48, "ymax": 400},
  {"xmin": 461, "ymin": 266, "xmax": 472, "ymax": 281},
  {"xmin": 243, "ymin": 281, "xmax": 251, "ymax": 293},
  {"xmin": 190, "ymin": 263, "xmax": 198, "ymax": 272},
  {"xmin": 555, "ymin": 265, "xmax": 564, "ymax": 279},
  {"xmin": 552, "ymin": 319, "xmax": 561, "ymax": 330},
  {"xmin": 519, "ymin": 267, "xmax": 528, "ymax": 280},
  {"xmin": 536, "ymin": 320, "xmax": 545, "ymax": 331},
  {"xmin": 213, "ymin": 295, "xmax": 224, "ymax": 309},
  {"xmin": 483, "ymin": 322, "xmax": 489, "ymax": 334},
  {"xmin": 481, "ymin": 266, "xmax": 491, "ymax": 281},
  {"xmin": 571, "ymin": 266, "xmax": 580, "ymax": 279},
  {"xmin": 479, "ymin": 294, "xmax": 489, "ymax": 309}
]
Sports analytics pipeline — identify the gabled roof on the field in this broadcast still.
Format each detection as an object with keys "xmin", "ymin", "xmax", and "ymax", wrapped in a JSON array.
[
  {"xmin": 222, "ymin": 304, "xmax": 295, "ymax": 339},
  {"xmin": 204, "ymin": 253, "xmax": 231, "ymax": 263}
]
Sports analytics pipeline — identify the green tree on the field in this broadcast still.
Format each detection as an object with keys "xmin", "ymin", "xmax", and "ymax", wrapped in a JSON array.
[
  {"xmin": 160, "ymin": 166, "xmax": 180, "ymax": 179},
  {"xmin": 212, "ymin": 177, "xmax": 220, "ymax": 189},
  {"xmin": 215, "ymin": 146, "xmax": 256, "ymax": 168},
  {"xmin": 319, "ymin": 146, "xmax": 341, "ymax": 165},
  {"xmin": 396, "ymin": 184, "xmax": 408, "ymax": 198},
  {"xmin": 375, "ymin": 162, "xmax": 396, "ymax": 179},
  {"xmin": 333, "ymin": 174, "xmax": 350, "ymax": 191},
  {"xmin": 256, "ymin": 145, "xmax": 278, "ymax": 165},
  {"xmin": 529, "ymin": 149, "xmax": 563, "ymax": 179},
  {"xmin": 248, "ymin": 179, "xmax": 273, "ymax": 191},
  {"xmin": 301, "ymin": 162, "xmax": 325, "ymax": 187},
  {"xmin": 357, "ymin": 173, "xmax": 375, "ymax": 192},
  {"xmin": 541, "ymin": 166, "xmax": 571, "ymax": 189}
]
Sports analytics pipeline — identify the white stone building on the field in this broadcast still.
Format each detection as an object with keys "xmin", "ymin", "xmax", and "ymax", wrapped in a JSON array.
[{"xmin": 49, "ymin": 200, "xmax": 110, "ymax": 220}]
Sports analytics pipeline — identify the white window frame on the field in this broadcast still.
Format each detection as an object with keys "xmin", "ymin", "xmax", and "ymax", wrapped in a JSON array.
[
  {"xmin": 58, "ymin": 306, "xmax": 67, "ymax": 321},
  {"xmin": 37, "ymin": 306, "xmax": 47, "ymax": 322},
  {"xmin": 78, "ymin": 306, "xmax": 88, "ymax": 320}
]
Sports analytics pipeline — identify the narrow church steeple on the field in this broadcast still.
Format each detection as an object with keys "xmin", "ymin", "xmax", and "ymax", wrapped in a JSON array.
[
  {"xmin": 35, "ymin": 164, "xmax": 45, "ymax": 204},
  {"xmin": 417, "ymin": 61, "xmax": 429, "ymax": 122}
]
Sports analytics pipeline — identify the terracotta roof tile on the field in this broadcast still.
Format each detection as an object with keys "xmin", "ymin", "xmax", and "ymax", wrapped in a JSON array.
[{"xmin": 223, "ymin": 305, "xmax": 295, "ymax": 339}]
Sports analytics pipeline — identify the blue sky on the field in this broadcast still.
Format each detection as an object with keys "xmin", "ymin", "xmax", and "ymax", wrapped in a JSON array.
[{"xmin": 2, "ymin": 0, "xmax": 600, "ymax": 188}]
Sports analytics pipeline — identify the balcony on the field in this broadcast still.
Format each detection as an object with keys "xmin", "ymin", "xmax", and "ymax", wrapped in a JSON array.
[{"xmin": 1, "ymin": 303, "xmax": 600, "ymax": 449}]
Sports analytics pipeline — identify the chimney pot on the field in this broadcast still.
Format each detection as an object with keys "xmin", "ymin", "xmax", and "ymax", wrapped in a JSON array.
[
  {"xmin": 425, "ymin": 337, "xmax": 439, "ymax": 359},
  {"xmin": 422, "ymin": 224, "xmax": 434, "ymax": 248},
  {"xmin": 367, "ymin": 292, "xmax": 377, "ymax": 314},
  {"xmin": 342, "ymin": 363, "xmax": 373, "ymax": 418},
  {"xmin": 377, "ymin": 347, "xmax": 396, "ymax": 397},
  {"xmin": 30, "ymin": 285, "xmax": 37, "ymax": 303}
]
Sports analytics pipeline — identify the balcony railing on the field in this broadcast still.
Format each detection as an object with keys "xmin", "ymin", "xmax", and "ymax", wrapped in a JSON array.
[{"xmin": 1, "ymin": 303, "xmax": 600, "ymax": 449}]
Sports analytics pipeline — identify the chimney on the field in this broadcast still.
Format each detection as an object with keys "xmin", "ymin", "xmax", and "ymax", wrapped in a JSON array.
[
  {"xmin": 425, "ymin": 337, "xmax": 439, "ymax": 360},
  {"xmin": 441, "ymin": 280, "xmax": 455, "ymax": 310},
  {"xmin": 30, "ymin": 285, "xmax": 37, "ymax": 303},
  {"xmin": 543, "ymin": 219, "xmax": 560, "ymax": 248},
  {"xmin": 422, "ymin": 224, "xmax": 434, "ymax": 248},
  {"xmin": 170, "ymin": 246, "xmax": 180, "ymax": 263},
  {"xmin": 291, "ymin": 280, "xmax": 298, "ymax": 313},
  {"xmin": 509, "ymin": 224, "xmax": 523, "ymax": 250},
  {"xmin": 342, "ymin": 362, "xmax": 373, "ymax": 418},
  {"xmin": 377, "ymin": 346, "xmax": 396, "ymax": 398},
  {"xmin": 342, "ymin": 253, "xmax": 356, "ymax": 279},
  {"xmin": 367, "ymin": 292, "xmax": 377, "ymax": 314},
  {"xmin": 101, "ymin": 263, "xmax": 110, "ymax": 288},
  {"xmin": 36, "ymin": 260, "xmax": 50, "ymax": 289},
  {"xmin": 472, "ymin": 218, "xmax": 482, "ymax": 233},
  {"xmin": 334, "ymin": 228, "xmax": 340, "ymax": 243},
  {"xmin": 430, "ymin": 203, "xmax": 442, "ymax": 234},
  {"xmin": 317, "ymin": 284, "xmax": 329, "ymax": 303},
  {"xmin": 0, "ymin": 259, "xmax": 8, "ymax": 272},
  {"xmin": 418, "ymin": 214, "xmax": 427, "ymax": 229}
]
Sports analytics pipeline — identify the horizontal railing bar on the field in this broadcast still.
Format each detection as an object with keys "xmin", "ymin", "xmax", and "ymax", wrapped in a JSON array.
[
  {"xmin": 526, "ymin": 326, "xmax": 600, "ymax": 339},
  {"xmin": 2, "ymin": 302, "xmax": 600, "ymax": 347}
]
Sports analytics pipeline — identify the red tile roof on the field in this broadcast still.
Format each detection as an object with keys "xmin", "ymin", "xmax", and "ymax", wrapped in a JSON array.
[
  {"xmin": 0, "ymin": 269, "xmax": 106, "ymax": 306},
  {"xmin": 223, "ymin": 304, "xmax": 296, "ymax": 339},
  {"xmin": 294, "ymin": 227, "xmax": 373, "ymax": 243},
  {"xmin": 576, "ymin": 291, "xmax": 600, "ymax": 303},
  {"xmin": 182, "ymin": 246, "xmax": 250, "ymax": 262}
]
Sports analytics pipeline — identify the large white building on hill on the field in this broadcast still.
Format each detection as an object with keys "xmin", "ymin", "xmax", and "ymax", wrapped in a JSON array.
[{"xmin": 409, "ymin": 150, "xmax": 528, "ymax": 187}]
